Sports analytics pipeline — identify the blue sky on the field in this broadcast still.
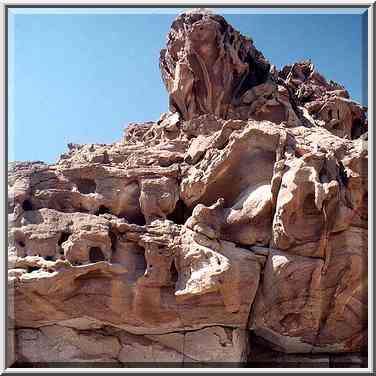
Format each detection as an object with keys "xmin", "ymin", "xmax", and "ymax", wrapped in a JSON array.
[{"xmin": 8, "ymin": 8, "xmax": 368, "ymax": 163}]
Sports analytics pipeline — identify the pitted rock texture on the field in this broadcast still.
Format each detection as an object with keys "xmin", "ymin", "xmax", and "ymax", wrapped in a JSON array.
[
  {"xmin": 160, "ymin": 11, "xmax": 270, "ymax": 120},
  {"xmin": 8, "ymin": 9, "xmax": 367, "ymax": 367}
]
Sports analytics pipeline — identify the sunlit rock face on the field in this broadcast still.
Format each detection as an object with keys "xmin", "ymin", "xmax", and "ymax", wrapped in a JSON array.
[
  {"xmin": 160, "ymin": 11, "xmax": 271, "ymax": 120},
  {"xmin": 8, "ymin": 9, "xmax": 367, "ymax": 367}
]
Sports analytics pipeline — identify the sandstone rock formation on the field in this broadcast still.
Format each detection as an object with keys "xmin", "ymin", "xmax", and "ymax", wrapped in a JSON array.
[{"xmin": 8, "ymin": 9, "xmax": 368, "ymax": 367}]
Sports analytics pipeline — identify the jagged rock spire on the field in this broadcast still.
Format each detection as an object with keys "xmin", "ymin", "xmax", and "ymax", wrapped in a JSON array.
[{"xmin": 160, "ymin": 11, "xmax": 270, "ymax": 120}]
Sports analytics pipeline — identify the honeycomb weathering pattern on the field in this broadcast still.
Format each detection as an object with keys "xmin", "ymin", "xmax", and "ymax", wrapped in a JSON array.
[{"xmin": 8, "ymin": 10, "xmax": 367, "ymax": 366}]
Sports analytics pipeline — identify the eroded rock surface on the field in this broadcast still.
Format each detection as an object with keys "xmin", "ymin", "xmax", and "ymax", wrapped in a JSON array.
[{"xmin": 8, "ymin": 9, "xmax": 367, "ymax": 367}]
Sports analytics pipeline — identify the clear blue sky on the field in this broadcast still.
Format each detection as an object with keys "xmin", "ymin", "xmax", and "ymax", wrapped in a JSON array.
[{"xmin": 8, "ymin": 8, "xmax": 368, "ymax": 163}]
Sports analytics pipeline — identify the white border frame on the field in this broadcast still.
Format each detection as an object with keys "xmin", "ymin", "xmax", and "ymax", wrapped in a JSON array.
[{"xmin": 1, "ymin": 1, "xmax": 374, "ymax": 373}]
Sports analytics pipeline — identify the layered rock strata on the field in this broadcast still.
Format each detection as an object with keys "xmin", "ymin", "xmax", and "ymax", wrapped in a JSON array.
[{"xmin": 8, "ymin": 10, "xmax": 368, "ymax": 367}]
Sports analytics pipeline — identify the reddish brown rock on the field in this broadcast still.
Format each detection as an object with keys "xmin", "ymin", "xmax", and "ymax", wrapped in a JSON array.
[
  {"xmin": 250, "ymin": 249, "xmax": 324, "ymax": 353},
  {"xmin": 251, "ymin": 227, "xmax": 367, "ymax": 353},
  {"xmin": 8, "ymin": 9, "xmax": 367, "ymax": 367},
  {"xmin": 279, "ymin": 60, "xmax": 367, "ymax": 138},
  {"xmin": 14, "ymin": 325, "xmax": 249, "ymax": 365},
  {"xmin": 160, "ymin": 10, "xmax": 270, "ymax": 120}
]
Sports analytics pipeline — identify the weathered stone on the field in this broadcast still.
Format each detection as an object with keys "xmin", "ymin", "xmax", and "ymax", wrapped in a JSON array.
[
  {"xmin": 139, "ymin": 176, "xmax": 179, "ymax": 223},
  {"xmin": 14, "ymin": 325, "xmax": 249, "ymax": 365},
  {"xmin": 15, "ymin": 325, "xmax": 121, "ymax": 364},
  {"xmin": 250, "ymin": 249, "xmax": 323, "ymax": 353},
  {"xmin": 8, "ymin": 9, "xmax": 367, "ymax": 367},
  {"xmin": 279, "ymin": 60, "xmax": 367, "ymax": 139},
  {"xmin": 183, "ymin": 327, "xmax": 249, "ymax": 363},
  {"xmin": 10, "ymin": 212, "xmax": 261, "ymax": 335},
  {"xmin": 251, "ymin": 232, "xmax": 367, "ymax": 353},
  {"xmin": 160, "ymin": 10, "xmax": 270, "ymax": 120}
]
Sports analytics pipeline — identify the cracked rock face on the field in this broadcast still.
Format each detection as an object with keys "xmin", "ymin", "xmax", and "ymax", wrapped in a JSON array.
[{"xmin": 8, "ymin": 10, "xmax": 367, "ymax": 366}]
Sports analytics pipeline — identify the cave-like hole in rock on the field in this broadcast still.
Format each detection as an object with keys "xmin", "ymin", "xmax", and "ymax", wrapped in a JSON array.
[
  {"xmin": 170, "ymin": 261, "xmax": 178, "ymax": 283},
  {"xmin": 58, "ymin": 232, "xmax": 70, "ymax": 245},
  {"xmin": 58, "ymin": 232, "xmax": 70, "ymax": 254},
  {"xmin": 95, "ymin": 205, "xmax": 110, "ymax": 215},
  {"xmin": 338, "ymin": 161, "xmax": 349, "ymax": 187},
  {"xmin": 22, "ymin": 200, "xmax": 33, "ymax": 211},
  {"xmin": 303, "ymin": 193, "xmax": 321, "ymax": 216},
  {"xmin": 319, "ymin": 166, "xmax": 329, "ymax": 183},
  {"xmin": 27, "ymin": 266, "xmax": 40, "ymax": 273},
  {"xmin": 132, "ymin": 215, "xmax": 146, "ymax": 226},
  {"xmin": 140, "ymin": 216, "xmax": 148, "ymax": 226},
  {"xmin": 45, "ymin": 256, "xmax": 54, "ymax": 261},
  {"xmin": 248, "ymin": 331, "xmax": 282, "ymax": 364},
  {"xmin": 76, "ymin": 178, "xmax": 97, "ymax": 194},
  {"xmin": 103, "ymin": 151, "xmax": 110, "ymax": 164},
  {"xmin": 109, "ymin": 231, "xmax": 117, "ymax": 253},
  {"xmin": 89, "ymin": 247, "xmax": 105, "ymax": 263},
  {"xmin": 351, "ymin": 118, "xmax": 364, "ymax": 139},
  {"xmin": 338, "ymin": 162, "xmax": 349, "ymax": 187},
  {"xmin": 17, "ymin": 241, "xmax": 25, "ymax": 248},
  {"xmin": 237, "ymin": 56, "xmax": 270, "ymax": 98},
  {"xmin": 126, "ymin": 245, "xmax": 147, "ymax": 281},
  {"xmin": 167, "ymin": 200, "xmax": 190, "ymax": 225}
]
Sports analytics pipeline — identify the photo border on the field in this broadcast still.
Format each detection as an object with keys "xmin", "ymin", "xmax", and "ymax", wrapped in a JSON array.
[{"xmin": 1, "ymin": 1, "xmax": 374, "ymax": 373}]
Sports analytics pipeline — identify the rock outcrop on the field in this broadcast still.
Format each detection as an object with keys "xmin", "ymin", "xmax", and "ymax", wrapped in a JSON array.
[{"xmin": 8, "ymin": 9, "xmax": 368, "ymax": 367}]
